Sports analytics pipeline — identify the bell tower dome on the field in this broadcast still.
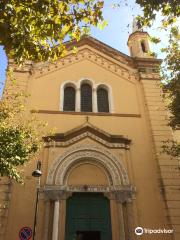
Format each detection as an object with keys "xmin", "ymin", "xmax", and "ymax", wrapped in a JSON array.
[{"xmin": 127, "ymin": 18, "xmax": 153, "ymax": 58}]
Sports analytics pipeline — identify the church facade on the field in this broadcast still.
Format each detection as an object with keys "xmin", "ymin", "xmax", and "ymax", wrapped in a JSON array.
[{"xmin": 1, "ymin": 28, "xmax": 180, "ymax": 240}]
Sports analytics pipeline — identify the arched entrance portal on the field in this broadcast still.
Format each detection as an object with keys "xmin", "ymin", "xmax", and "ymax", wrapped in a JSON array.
[
  {"xmin": 44, "ymin": 145, "xmax": 136, "ymax": 240},
  {"xmin": 65, "ymin": 192, "xmax": 112, "ymax": 240}
]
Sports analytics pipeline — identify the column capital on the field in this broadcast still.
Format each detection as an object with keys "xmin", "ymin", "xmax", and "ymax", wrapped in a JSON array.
[
  {"xmin": 114, "ymin": 190, "xmax": 132, "ymax": 203},
  {"xmin": 44, "ymin": 190, "xmax": 64, "ymax": 202},
  {"xmin": 103, "ymin": 192, "xmax": 115, "ymax": 200},
  {"xmin": 61, "ymin": 191, "xmax": 73, "ymax": 200}
]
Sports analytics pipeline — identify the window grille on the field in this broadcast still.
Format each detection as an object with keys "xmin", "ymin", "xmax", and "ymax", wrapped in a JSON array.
[
  {"xmin": 63, "ymin": 87, "xmax": 75, "ymax": 111},
  {"xmin": 81, "ymin": 84, "xmax": 92, "ymax": 112},
  {"xmin": 97, "ymin": 88, "xmax": 109, "ymax": 113}
]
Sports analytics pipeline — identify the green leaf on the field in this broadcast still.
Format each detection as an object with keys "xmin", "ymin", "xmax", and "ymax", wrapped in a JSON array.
[
  {"xmin": 72, "ymin": 46, "xmax": 78, "ymax": 54},
  {"xmin": 98, "ymin": 20, "xmax": 108, "ymax": 30},
  {"xmin": 149, "ymin": 37, "xmax": 161, "ymax": 44}
]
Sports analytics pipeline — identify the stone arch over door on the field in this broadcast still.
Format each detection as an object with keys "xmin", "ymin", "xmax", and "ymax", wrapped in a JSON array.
[
  {"xmin": 46, "ymin": 144, "xmax": 129, "ymax": 185},
  {"xmin": 55, "ymin": 151, "xmax": 121, "ymax": 186},
  {"xmin": 44, "ymin": 145, "xmax": 135, "ymax": 240}
]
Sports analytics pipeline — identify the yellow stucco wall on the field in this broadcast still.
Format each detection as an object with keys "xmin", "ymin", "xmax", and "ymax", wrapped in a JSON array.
[{"xmin": 1, "ymin": 41, "xmax": 180, "ymax": 240}]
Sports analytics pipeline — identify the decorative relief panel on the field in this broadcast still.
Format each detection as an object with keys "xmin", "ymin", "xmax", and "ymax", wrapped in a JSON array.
[
  {"xmin": 51, "ymin": 149, "xmax": 57, "ymax": 155},
  {"xmin": 40, "ymin": 184, "xmax": 136, "ymax": 192},
  {"xmin": 39, "ymin": 185, "xmax": 136, "ymax": 201},
  {"xmin": 46, "ymin": 144, "xmax": 129, "ymax": 185},
  {"xmin": 66, "ymin": 186, "xmax": 110, "ymax": 192},
  {"xmin": 118, "ymin": 151, "xmax": 124, "ymax": 156},
  {"xmin": 30, "ymin": 48, "xmax": 139, "ymax": 81}
]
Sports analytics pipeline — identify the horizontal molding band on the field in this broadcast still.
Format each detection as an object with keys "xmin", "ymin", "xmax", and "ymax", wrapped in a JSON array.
[
  {"xmin": 140, "ymin": 78, "xmax": 161, "ymax": 80},
  {"xmin": 30, "ymin": 110, "xmax": 141, "ymax": 118}
]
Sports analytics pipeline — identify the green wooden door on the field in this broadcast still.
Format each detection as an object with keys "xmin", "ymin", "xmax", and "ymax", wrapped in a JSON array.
[{"xmin": 65, "ymin": 193, "xmax": 112, "ymax": 240}]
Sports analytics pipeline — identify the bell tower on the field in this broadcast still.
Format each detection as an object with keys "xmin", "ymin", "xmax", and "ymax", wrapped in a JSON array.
[{"xmin": 127, "ymin": 18, "xmax": 152, "ymax": 58}]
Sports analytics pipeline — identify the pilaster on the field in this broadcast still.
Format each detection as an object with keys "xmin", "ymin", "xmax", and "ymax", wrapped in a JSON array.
[{"xmin": 141, "ymin": 78, "xmax": 180, "ymax": 240}]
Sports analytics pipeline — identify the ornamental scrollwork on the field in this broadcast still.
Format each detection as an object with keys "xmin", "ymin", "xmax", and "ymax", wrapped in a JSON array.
[
  {"xmin": 46, "ymin": 144, "xmax": 129, "ymax": 185},
  {"xmin": 55, "ymin": 151, "xmax": 120, "ymax": 185}
]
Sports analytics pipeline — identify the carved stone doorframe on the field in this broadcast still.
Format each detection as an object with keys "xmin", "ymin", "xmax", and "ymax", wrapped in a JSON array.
[
  {"xmin": 43, "ymin": 190, "xmax": 64, "ymax": 240},
  {"xmin": 41, "ymin": 186, "xmax": 136, "ymax": 240},
  {"xmin": 46, "ymin": 144, "xmax": 130, "ymax": 185}
]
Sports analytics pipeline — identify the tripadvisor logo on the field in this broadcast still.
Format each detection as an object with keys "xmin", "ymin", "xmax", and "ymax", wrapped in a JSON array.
[
  {"xmin": 135, "ymin": 227, "xmax": 173, "ymax": 235},
  {"xmin": 135, "ymin": 227, "xmax": 143, "ymax": 235}
]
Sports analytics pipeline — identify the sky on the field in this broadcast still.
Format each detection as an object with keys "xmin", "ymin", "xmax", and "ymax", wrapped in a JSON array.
[{"xmin": 0, "ymin": 0, "xmax": 179, "ymax": 98}]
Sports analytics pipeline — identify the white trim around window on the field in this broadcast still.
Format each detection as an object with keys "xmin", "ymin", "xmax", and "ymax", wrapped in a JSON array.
[{"xmin": 59, "ymin": 78, "xmax": 114, "ymax": 113}]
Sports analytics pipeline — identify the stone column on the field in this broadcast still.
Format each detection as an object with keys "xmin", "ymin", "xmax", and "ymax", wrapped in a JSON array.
[
  {"xmin": 126, "ymin": 202, "xmax": 135, "ymax": 240},
  {"xmin": 43, "ymin": 190, "xmax": 63, "ymax": 240},
  {"xmin": 52, "ymin": 201, "xmax": 59, "ymax": 240},
  {"xmin": 92, "ymin": 88, "xmax": 98, "ymax": 113},
  {"xmin": 76, "ymin": 88, "xmax": 80, "ymax": 112},
  {"xmin": 117, "ymin": 202, "xmax": 126, "ymax": 240},
  {"xmin": 115, "ymin": 190, "xmax": 134, "ymax": 240}
]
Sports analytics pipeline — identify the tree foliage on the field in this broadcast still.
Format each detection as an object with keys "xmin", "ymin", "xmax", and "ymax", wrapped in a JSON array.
[
  {"xmin": 0, "ymin": 0, "xmax": 105, "ymax": 184},
  {"xmin": 0, "ymin": 70, "xmax": 56, "ymax": 184},
  {"xmin": 0, "ymin": 0, "xmax": 104, "ymax": 66},
  {"xmin": 136, "ymin": 0, "xmax": 180, "ymax": 29},
  {"xmin": 158, "ymin": 26, "xmax": 180, "ymax": 158}
]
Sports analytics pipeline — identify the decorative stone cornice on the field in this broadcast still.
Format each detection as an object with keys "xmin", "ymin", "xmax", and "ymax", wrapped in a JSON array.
[
  {"xmin": 40, "ymin": 184, "xmax": 136, "ymax": 191},
  {"xmin": 43, "ymin": 124, "xmax": 131, "ymax": 149},
  {"xmin": 31, "ymin": 109, "xmax": 141, "ymax": 119},
  {"xmin": 6, "ymin": 35, "xmax": 161, "ymax": 77},
  {"xmin": 139, "ymin": 72, "xmax": 161, "ymax": 80},
  {"xmin": 64, "ymin": 35, "xmax": 135, "ymax": 68},
  {"xmin": 7, "ymin": 48, "xmax": 138, "ymax": 79},
  {"xmin": 29, "ymin": 47, "xmax": 139, "ymax": 81},
  {"xmin": 40, "ymin": 185, "xmax": 136, "ymax": 201},
  {"xmin": 135, "ymin": 57, "xmax": 162, "ymax": 68}
]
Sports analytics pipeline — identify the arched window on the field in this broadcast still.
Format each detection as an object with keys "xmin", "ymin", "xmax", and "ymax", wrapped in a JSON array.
[
  {"xmin": 141, "ymin": 42, "xmax": 146, "ymax": 52},
  {"xmin": 97, "ymin": 89, "xmax": 109, "ymax": 113},
  {"xmin": 63, "ymin": 87, "xmax": 75, "ymax": 111},
  {"xmin": 81, "ymin": 84, "xmax": 92, "ymax": 112}
]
